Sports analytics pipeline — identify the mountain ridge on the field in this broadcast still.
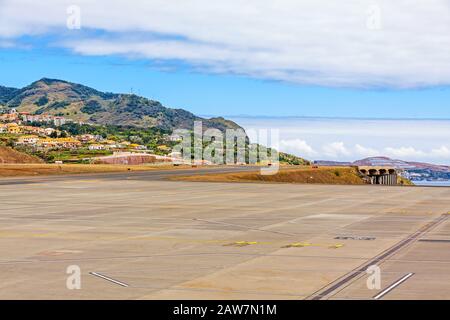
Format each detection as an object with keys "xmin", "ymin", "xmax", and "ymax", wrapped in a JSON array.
[
  {"xmin": 0, "ymin": 78, "xmax": 243, "ymax": 132},
  {"xmin": 315, "ymin": 156, "xmax": 450, "ymax": 171},
  {"xmin": 315, "ymin": 156, "xmax": 450, "ymax": 181}
]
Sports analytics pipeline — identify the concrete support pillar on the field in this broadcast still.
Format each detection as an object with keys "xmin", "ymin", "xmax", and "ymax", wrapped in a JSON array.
[{"xmin": 365, "ymin": 170, "xmax": 398, "ymax": 186}]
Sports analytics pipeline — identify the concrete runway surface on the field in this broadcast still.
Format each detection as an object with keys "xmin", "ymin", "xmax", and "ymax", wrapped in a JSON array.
[{"xmin": 0, "ymin": 168, "xmax": 449, "ymax": 300}]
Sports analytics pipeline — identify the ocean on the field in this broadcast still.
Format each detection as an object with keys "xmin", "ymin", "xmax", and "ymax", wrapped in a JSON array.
[{"xmin": 413, "ymin": 180, "xmax": 450, "ymax": 187}]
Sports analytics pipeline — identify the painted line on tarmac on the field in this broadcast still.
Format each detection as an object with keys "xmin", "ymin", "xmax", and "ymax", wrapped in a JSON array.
[
  {"xmin": 193, "ymin": 218, "xmax": 295, "ymax": 236},
  {"xmin": 307, "ymin": 213, "xmax": 449, "ymax": 300},
  {"xmin": 373, "ymin": 273, "xmax": 414, "ymax": 300},
  {"xmin": 89, "ymin": 272, "xmax": 129, "ymax": 287}
]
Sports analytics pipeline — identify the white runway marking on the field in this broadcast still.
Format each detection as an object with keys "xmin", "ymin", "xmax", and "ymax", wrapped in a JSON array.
[
  {"xmin": 89, "ymin": 272, "xmax": 129, "ymax": 287},
  {"xmin": 374, "ymin": 273, "xmax": 414, "ymax": 300}
]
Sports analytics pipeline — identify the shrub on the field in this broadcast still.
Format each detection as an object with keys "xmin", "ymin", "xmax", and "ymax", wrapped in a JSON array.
[
  {"xmin": 35, "ymin": 96, "xmax": 49, "ymax": 106},
  {"xmin": 81, "ymin": 100, "xmax": 103, "ymax": 114}
]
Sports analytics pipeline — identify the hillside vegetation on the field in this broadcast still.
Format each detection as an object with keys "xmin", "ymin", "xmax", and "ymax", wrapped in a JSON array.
[
  {"xmin": 0, "ymin": 78, "xmax": 308, "ymax": 166},
  {"xmin": 0, "ymin": 146, "xmax": 43, "ymax": 164},
  {"xmin": 0, "ymin": 78, "xmax": 243, "ymax": 132}
]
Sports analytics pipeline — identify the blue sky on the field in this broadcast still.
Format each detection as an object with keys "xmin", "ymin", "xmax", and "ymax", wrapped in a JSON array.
[
  {"xmin": 1, "ymin": 1, "xmax": 450, "ymax": 119},
  {"xmin": 2, "ymin": 1, "xmax": 450, "ymax": 163},
  {"xmin": 2, "ymin": 47, "xmax": 450, "ymax": 119}
]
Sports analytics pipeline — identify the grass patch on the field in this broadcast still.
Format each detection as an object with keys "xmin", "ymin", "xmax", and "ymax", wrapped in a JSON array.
[{"xmin": 173, "ymin": 166, "xmax": 366, "ymax": 185}]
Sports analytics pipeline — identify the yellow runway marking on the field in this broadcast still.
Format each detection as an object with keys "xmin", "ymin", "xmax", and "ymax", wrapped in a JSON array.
[
  {"xmin": 223, "ymin": 241, "xmax": 258, "ymax": 247},
  {"xmin": 0, "ymin": 231, "xmax": 344, "ymax": 249},
  {"xmin": 283, "ymin": 242, "xmax": 344, "ymax": 249},
  {"xmin": 282, "ymin": 242, "xmax": 312, "ymax": 248}
]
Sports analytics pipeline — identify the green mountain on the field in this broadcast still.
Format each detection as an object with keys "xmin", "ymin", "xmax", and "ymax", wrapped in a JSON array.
[
  {"xmin": 0, "ymin": 78, "xmax": 309, "ymax": 165},
  {"xmin": 0, "ymin": 78, "xmax": 242, "ymax": 132},
  {"xmin": 0, "ymin": 85, "xmax": 19, "ymax": 104}
]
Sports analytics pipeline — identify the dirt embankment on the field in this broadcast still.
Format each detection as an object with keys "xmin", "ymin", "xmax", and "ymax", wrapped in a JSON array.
[
  {"xmin": 173, "ymin": 166, "xmax": 367, "ymax": 185},
  {"xmin": 0, "ymin": 146, "xmax": 43, "ymax": 164}
]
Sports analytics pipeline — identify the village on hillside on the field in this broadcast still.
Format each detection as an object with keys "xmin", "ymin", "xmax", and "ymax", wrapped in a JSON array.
[
  {"xmin": 1, "ymin": 108, "xmax": 301, "ymax": 166},
  {"xmin": 0, "ymin": 108, "xmax": 186, "ymax": 164}
]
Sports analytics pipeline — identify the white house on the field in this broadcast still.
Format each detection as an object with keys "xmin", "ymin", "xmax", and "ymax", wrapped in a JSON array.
[
  {"xmin": 88, "ymin": 144, "xmax": 105, "ymax": 151},
  {"xmin": 16, "ymin": 135, "xmax": 39, "ymax": 145},
  {"xmin": 44, "ymin": 128, "xmax": 57, "ymax": 136},
  {"xmin": 168, "ymin": 133, "xmax": 183, "ymax": 142}
]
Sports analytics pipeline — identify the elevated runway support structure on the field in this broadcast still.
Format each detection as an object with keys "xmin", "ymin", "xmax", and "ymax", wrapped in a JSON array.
[{"xmin": 358, "ymin": 166, "xmax": 399, "ymax": 185}]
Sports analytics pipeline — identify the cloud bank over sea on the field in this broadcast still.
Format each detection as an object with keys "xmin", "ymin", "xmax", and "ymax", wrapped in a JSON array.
[{"xmin": 231, "ymin": 117, "xmax": 450, "ymax": 164}]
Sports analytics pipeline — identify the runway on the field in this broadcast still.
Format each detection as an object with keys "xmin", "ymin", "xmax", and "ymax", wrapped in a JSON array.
[
  {"xmin": 0, "ymin": 165, "xmax": 261, "ymax": 185},
  {"xmin": 0, "ymin": 170, "xmax": 449, "ymax": 299}
]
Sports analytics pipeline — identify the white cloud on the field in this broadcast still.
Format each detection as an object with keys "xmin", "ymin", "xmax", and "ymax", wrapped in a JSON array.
[
  {"xmin": 430, "ymin": 146, "xmax": 450, "ymax": 158},
  {"xmin": 234, "ymin": 117, "xmax": 450, "ymax": 164},
  {"xmin": 383, "ymin": 145, "xmax": 450, "ymax": 161},
  {"xmin": 322, "ymin": 142, "xmax": 351, "ymax": 157},
  {"xmin": 355, "ymin": 144, "xmax": 380, "ymax": 157},
  {"xmin": 2, "ymin": 0, "xmax": 450, "ymax": 87},
  {"xmin": 384, "ymin": 146, "xmax": 426, "ymax": 158},
  {"xmin": 280, "ymin": 139, "xmax": 317, "ymax": 156}
]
